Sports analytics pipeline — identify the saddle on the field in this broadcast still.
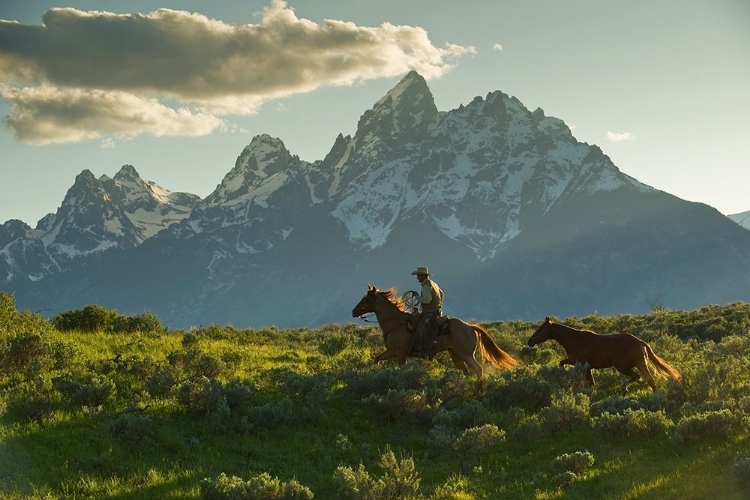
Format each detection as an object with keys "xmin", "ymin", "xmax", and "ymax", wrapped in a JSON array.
[
  {"xmin": 407, "ymin": 312, "xmax": 450, "ymax": 335},
  {"xmin": 435, "ymin": 315, "xmax": 450, "ymax": 335}
]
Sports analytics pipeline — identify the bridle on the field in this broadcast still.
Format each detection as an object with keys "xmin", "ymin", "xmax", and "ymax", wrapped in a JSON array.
[{"xmin": 356, "ymin": 291, "xmax": 414, "ymax": 338}]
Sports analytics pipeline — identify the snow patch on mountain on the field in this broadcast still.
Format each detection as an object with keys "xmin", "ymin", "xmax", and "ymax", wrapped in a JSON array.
[{"xmin": 331, "ymin": 158, "xmax": 412, "ymax": 248}]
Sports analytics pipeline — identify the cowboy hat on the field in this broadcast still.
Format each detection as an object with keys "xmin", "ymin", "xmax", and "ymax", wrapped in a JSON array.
[{"xmin": 411, "ymin": 266, "xmax": 430, "ymax": 276}]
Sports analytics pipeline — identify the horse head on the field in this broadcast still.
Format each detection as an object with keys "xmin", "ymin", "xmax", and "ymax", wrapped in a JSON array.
[
  {"xmin": 352, "ymin": 284, "xmax": 379, "ymax": 318},
  {"xmin": 527, "ymin": 316, "xmax": 553, "ymax": 346}
]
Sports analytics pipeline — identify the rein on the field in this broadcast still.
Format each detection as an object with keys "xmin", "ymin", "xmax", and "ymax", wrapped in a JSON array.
[
  {"xmin": 357, "ymin": 312, "xmax": 411, "ymax": 333},
  {"xmin": 358, "ymin": 312, "xmax": 378, "ymax": 323},
  {"xmin": 356, "ymin": 293, "xmax": 414, "ymax": 338}
]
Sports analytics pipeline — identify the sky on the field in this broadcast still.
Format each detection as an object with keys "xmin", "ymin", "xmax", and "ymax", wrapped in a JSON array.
[{"xmin": 1, "ymin": 1, "xmax": 748, "ymax": 227}]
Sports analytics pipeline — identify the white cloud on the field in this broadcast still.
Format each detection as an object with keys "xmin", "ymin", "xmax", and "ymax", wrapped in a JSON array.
[
  {"xmin": 1, "ymin": 86, "xmax": 224, "ymax": 144},
  {"xmin": 100, "ymin": 138, "xmax": 116, "ymax": 149},
  {"xmin": 606, "ymin": 131, "xmax": 636, "ymax": 142},
  {"xmin": 0, "ymin": 1, "xmax": 475, "ymax": 143},
  {"xmin": 493, "ymin": 43, "xmax": 504, "ymax": 51}
]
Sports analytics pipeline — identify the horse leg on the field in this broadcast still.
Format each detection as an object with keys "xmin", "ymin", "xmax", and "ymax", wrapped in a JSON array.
[
  {"xmin": 617, "ymin": 366, "xmax": 642, "ymax": 394},
  {"xmin": 448, "ymin": 350, "xmax": 470, "ymax": 375},
  {"xmin": 635, "ymin": 358, "xmax": 657, "ymax": 392},
  {"xmin": 585, "ymin": 367, "xmax": 596, "ymax": 387},
  {"xmin": 464, "ymin": 356, "xmax": 484, "ymax": 380},
  {"xmin": 374, "ymin": 349, "xmax": 396, "ymax": 364}
]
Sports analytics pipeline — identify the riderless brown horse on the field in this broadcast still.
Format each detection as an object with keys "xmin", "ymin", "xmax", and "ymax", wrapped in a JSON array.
[
  {"xmin": 527, "ymin": 316, "xmax": 681, "ymax": 392},
  {"xmin": 352, "ymin": 285, "xmax": 518, "ymax": 378}
]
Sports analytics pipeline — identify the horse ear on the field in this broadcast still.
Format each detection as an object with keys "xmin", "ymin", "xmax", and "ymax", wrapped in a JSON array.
[
  {"xmin": 545, "ymin": 316, "xmax": 550, "ymax": 323},
  {"xmin": 368, "ymin": 284, "xmax": 376, "ymax": 292}
]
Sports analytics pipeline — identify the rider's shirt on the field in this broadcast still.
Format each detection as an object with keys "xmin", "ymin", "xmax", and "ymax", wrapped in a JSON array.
[{"xmin": 420, "ymin": 278, "xmax": 444, "ymax": 314}]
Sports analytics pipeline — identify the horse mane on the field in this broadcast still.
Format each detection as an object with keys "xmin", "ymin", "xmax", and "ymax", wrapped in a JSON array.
[{"xmin": 379, "ymin": 287, "xmax": 408, "ymax": 312}]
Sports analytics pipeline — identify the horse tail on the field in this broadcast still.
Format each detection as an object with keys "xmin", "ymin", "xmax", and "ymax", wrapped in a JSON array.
[
  {"xmin": 473, "ymin": 324, "xmax": 518, "ymax": 369},
  {"xmin": 644, "ymin": 343, "xmax": 681, "ymax": 381}
]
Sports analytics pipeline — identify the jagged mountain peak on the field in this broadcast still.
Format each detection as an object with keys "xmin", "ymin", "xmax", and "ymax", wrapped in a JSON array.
[
  {"xmin": 233, "ymin": 134, "xmax": 298, "ymax": 178},
  {"xmin": 355, "ymin": 71, "xmax": 439, "ymax": 148},
  {"xmin": 240, "ymin": 134, "xmax": 291, "ymax": 170},
  {"xmin": 0, "ymin": 219, "xmax": 32, "ymax": 247},
  {"xmin": 204, "ymin": 134, "xmax": 307, "ymax": 208},
  {"xmin": 373, "ymin": 70, "xmax": 433, "ymax": 110},
  {"xmin": 0, "ymin": 164, "xmax": 200, "ymax": 283},
  {"xmin": 113, "ymin": 164, "xmax": 141, "ymax": 182},
  {"xmin": 73, "ymin": 169, "xmax": 97, "ymax": 186}
]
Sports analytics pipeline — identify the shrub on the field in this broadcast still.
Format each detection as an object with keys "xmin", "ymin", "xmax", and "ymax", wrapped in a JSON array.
[
  {"xmin": 145, "ymin": 365, "xmax": 180, "ymax": 398},
  {"xmin": 591, "ymin": 411, "xmax": 627, "ymax": 437},
  {"xmin": 431, "ymin": 474, "xmax": 475, "ymax": 500},
  {"xmin": 53, "ymin": 372, "xmax": 116, "ymax": 408},
  {"xmin": 452, "ymin": 424, "xmax": 505, "ymax": 473},
  {"xmin": 110, "ymin": 413, "xmax": 150, "ymax": 444},
  {"xmin": 592, "ymin": 409, "xmax": 673, "ymax": 439},
  {"xmin": 536, "ymin": 364, "xmax": 591, "ymax": 393},
  {"xmin": 285, "ymin": 372, "xmax": 333, "ymax": 410},
  {"xmin": 484, "ymin": 375, "xmax": 554, "ymax": 411},
  {"xmin": 0, "ymin": 332, "xmax": 71, "ymax": 378},
  {"xmin": 112, "ymin": 312, "xmax": 166, "ymax": 333},
  {"xmin": 53, "ymin": 305, "xmax": 117, "ymax": 332},
  {"xmin": 7, "ymin": 380, "xmax": 53, "ymax": 423},
  {"xmin": 673, "ymin": 409, "xmax": 736, "ymax": 445},
  {"xmin": 223, "ymin": 379, "xmax": 255, "ymax": 410},
  {"xmin": 167, "ymin": 348, "xmax": 225, "ymax": 380},
  {"xmin": 344, "ymin": 364, "xmax": 430, "ymax": 399},
  {"xmin": 127, "ymin": 355, "xmax": 161, "ymax": 380},
  {"xmin": 591, "ymin": 392, "xmax": 677, "ymax": 417},
  {"xmin": 361, "ymin": 389, "xmax": 433, "ymax": 421},
  {"xmin": 0, "ymin": 292, "xmax": 52, "ymax": 337},
  {"xmin": 52, "ymin": 305, "xmax": 166, "ymax": 334},
  {"xmin": 333, "ymin": 463, "xmax": 380, "ymax": 500},
  {"xmin": 318, "ymin": 333, "xmax": 351, "ymax": 356},
  {"xmin": 551, "ymin": 470, "xmax": 577, "ymax": 489},
  {"xmin": 432, "ymin": 400, "xmax": 492, "ymax": 429},
  {"xmin": 504, "ymin": 407, "xmax": 526, "ymax": 428},
  {"xmin": 511, "ymin": 420, "xmax": 543, "ymax": 443},
  {"xmin": 335, "ymin": 433, "xmax": 353, "ymax": 456},
  {"xmin": 177, "ymin": 377, "xmax": 225, "ymax": 415},
  {"xmin": 428, "ymin": 424, "xmax": 460, "ymax": 451},
  {"xmin": 246, "ymin": 398, "xmax": 294, "ymax": 428},
  {"xmin": 538, "ymin": 393, "xmax": 591, "ymax": 433},
  {"xmin": 551, "ymin": 451, "xmax": 595, "ymax": 474},
  {"xmin": 2, "ymin": 331, "xmax": 74, "ymax": 376},
  {"xmin": 200, "ymin": 472, "xmax": 313, "ymax": 500},
  {"xmin": 333, "ymin": 448, "xmax": 420, "ymax": 500}
]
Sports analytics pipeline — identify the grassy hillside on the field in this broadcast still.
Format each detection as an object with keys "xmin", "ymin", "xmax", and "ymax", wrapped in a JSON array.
[{"xmin": 1, "ymin": 292, "xmax": 749, "ymax": 499}]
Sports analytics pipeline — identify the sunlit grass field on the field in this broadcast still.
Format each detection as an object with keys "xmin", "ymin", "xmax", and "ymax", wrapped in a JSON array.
[{"xmin": 1, "ymin": 293, "xmax": 749, "ymax": 499}]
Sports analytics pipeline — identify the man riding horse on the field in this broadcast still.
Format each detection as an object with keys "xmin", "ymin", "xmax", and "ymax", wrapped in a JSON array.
[{"xmin": 411, "ymin": 266, "xmax": 444, "ymax": 358}]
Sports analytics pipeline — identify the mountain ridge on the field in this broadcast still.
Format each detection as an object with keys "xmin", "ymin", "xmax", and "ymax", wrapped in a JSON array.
[{"xmin": 2, "ymin": 72, "xmax": 749, "ymax": 327}]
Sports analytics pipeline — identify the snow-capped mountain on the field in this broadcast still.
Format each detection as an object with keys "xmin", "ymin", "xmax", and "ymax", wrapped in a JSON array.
[
  {"xmin": 330, "ymin": 72, "xmax": 652, "ymax": 258},
  {"xmin": 0, "ymin": 166, "xmax": 199, "ymax": 283},
  {"xmin": 729, "ymin": 210, "xmax": 750, "ymax": 231},
  {"xmin": 3, "ymin": 71, "xmax": 750, "ymax": 327}
]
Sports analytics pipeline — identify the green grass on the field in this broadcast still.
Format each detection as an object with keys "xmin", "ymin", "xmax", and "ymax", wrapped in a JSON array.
[{"xmin": 1, "ymin": 295, "xmax": 750, "ymax": 499}]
